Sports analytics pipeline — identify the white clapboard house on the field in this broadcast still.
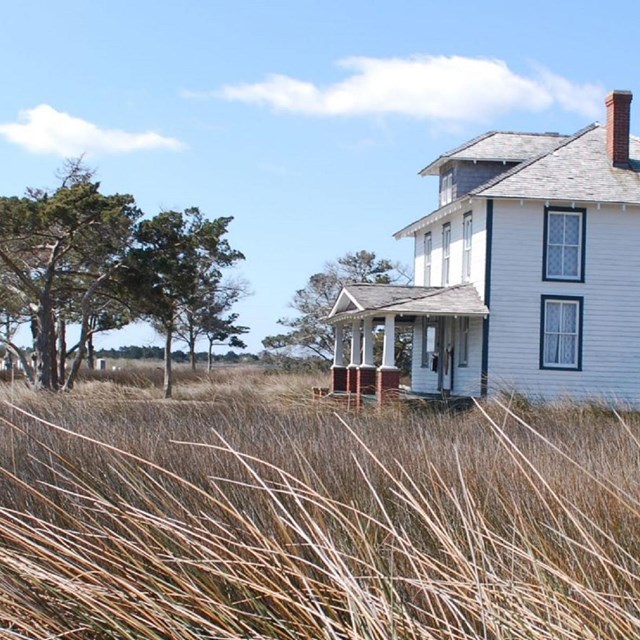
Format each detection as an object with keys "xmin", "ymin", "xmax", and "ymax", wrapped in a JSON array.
[{"xmin": 327, "ymin": 90, "xmax": 640, "ymax": 404}]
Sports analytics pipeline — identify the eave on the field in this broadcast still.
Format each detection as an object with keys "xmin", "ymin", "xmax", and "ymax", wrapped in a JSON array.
[{"xmin": 393, "ymin": 196, "xmax": 476, "ymax": 239}]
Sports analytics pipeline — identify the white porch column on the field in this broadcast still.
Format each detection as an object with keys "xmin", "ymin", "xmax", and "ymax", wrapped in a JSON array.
[
  {"xmin": 332, "ymin": 324, "xmax": 345, "ymax": 367},
  {"xmin": 362, "ymin": 316, "xmax": 375, "ymax": 367},
  {"xmin": 350, "ymin": 320, "xmax": 362, "ymax": 367},
  {"xmin": 380, "ymin": 314, "xmax": 397, "ymax": 369}
]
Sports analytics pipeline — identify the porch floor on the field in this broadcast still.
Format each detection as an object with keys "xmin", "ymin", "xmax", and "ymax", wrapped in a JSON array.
[{"xmin": 315, "ymin": 388, "xmax": 474, "ymax": 411}]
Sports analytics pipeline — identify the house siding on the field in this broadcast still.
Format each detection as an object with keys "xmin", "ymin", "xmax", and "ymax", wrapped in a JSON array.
[
  {"xmin": 411, "ymin": 321, "xmax": 439, "ymax": 394},
  {"xmin": 411, "ymin": 317, "xmax": 483, "ymax": 396},
  {"xmin": 455, "ymin": 161, "xmax": 519, "ymax": 198},
  {"xmin": 488, "ymin": 199, "xmax": 640, "ymax": 404},
  {"xmin": 453, "ymin": 317, "xmax": 483, "ymax": 396},
  {"xmin": 410, "ymin": 202, "xmax": 487, "ymax": 397},
  {"xmin": 413, "ymin": 204, "xmax": 486, "ymax": 294}
]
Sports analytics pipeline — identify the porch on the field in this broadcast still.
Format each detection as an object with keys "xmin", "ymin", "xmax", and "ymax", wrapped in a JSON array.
[{"xmin": 325, "ymin": 283, "xmax": 489, "ymax": 406}]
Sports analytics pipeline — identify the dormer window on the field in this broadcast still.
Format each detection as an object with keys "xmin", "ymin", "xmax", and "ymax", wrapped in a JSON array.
[{"xmin": 440, "ymin": 170, "xmax": 453, "ymax": 206}]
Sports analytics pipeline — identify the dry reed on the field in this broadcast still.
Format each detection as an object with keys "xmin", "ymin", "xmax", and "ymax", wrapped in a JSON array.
[{"xmin": 0, "ymin": 369, "xmax": 638, "ymax": 638}]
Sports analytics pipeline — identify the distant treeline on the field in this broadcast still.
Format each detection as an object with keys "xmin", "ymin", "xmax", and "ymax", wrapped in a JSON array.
[{"xmin": 94, "ymin": 345, "xmax": 259, "ymax": 363}]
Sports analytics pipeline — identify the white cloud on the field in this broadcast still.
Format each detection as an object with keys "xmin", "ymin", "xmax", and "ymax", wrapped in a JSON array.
[
  {"xmin": 0, "ymin": 104, "xmax": 185, "ymax": 156},
  {"xmin": 216, "ymin": 55, "xmax": 604, "ymax": 123},
  {"xmin": 533, "ymin": 67, "xmax": 604, "ymax": 120}
]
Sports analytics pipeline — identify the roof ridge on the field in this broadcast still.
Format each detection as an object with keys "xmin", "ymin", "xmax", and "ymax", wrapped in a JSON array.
[
  {"xmin": 345, "ymin": 282, "xmax": 419, "ymax": 288},
  {"xmin": 351, "ymin": 283, "xmax": 469, "ymax": 314},
  {"xmin": 471, "ymin": 123, "xmax": 599, "ymax": 196},
  {"xmin": 418, "ymin": 130, "xmax": 570, "ymax": 177},
  {"xmin": 419, "ymin": 131, "xmax": 497, "ymax": 174},
  {"xmin": 434, "ymin": 130, "xmax": 569, "ymax": 161}
]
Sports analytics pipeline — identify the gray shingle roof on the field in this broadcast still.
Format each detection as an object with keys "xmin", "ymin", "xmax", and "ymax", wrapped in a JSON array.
[
  {"xmin": 395, "ymin": 123, "xmax": 640, "ymax": 240},
  {"xmin": 328, "ymin": 283, "xmax": 489, "ymax": 323},
  {"xmin": 419, "ymin": 131, "xmax": 568, "ymax": 176},
  {"xmin": 473, "ymin": 124, "xmax": 640, "ymax": 203}
]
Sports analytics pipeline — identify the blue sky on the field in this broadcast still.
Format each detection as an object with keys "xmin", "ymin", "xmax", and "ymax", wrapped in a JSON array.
[{"xmin": 1, "ymin": 0, "xmax": 637, "ymax": 353}]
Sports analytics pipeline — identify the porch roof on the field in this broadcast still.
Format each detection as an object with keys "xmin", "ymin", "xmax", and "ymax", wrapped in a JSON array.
[{"xmin": 327, "ymin": 283, "xmax": 489, "ymax": 324}]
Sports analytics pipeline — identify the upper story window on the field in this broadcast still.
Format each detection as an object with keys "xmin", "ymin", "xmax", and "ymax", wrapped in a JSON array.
[
  {"xmin": 423, "ymin": 232, "xmax": 432, "ymax": 286},
  {"xmin": 442, "ymin": 223, "xmax": 451, "ymax": 286},
  {"xmin": 440, "ymin": 170, "xmax": 454, "ymax": 206},
  {"xmin": 543, "ymin": 207, "xmax": 586, "ymax": 281},
  {"xmin": 540, "ymin": 296, "xmax": 583, "ymax": 370},
  {"xmin": 462, "ymin": 212, "xmax": 472, "ymax": 282}
]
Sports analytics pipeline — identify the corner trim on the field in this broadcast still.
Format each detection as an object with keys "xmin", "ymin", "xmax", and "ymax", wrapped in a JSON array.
[{"xmin": 480, "ymin": 199, "xmax": 493, "ymax": 396}]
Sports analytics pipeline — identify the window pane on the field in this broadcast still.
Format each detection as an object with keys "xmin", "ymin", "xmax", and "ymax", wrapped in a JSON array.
[
  {"xmin": 425, "ymin": 326, "xmax": 435, "ymax": 352},
  {"xmin": 559, "ymin": 335, "xmax": 576, "ymax": 365},
  {"xmin": 561, "ymin": 303, "xmax": 577, "ymax": 334},
  {"xmin": 564, "ymin": 216, "xmax": 580, "ymax": 245},
  {"xmin": 547, "ymin": 245, "xmax": 563, "ymax": 276},
  {"xmin": 563, "ymin": 246, "xmax": 579, "ymax": 277},
  {"xmin": 548, "ymin": 215, "xmax": 564, "ymax": 244},
  {"xmin": 458, "ymin": 317, "xmax": 469, "ymax": 365},
  {"xmin": 545, "ymin": 334, "xmax": 560, "ymax": 363},
  {"xmin": 545, "ymin": 302, "xmax": 561, "ymax": 332}
]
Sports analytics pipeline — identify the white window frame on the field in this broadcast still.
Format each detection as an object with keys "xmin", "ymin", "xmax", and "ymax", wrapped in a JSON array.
[
  {"xmin": 544, "ymin": 208, "xmax": 585, "ymax": 282},
  {"xmin": 440, "ymin": 170, "xmax": 453, "ymax": 206},
  {"xmin": 442, "ymin": 223, "xmax": 451, "ymax": 286},
  {"xmin": 458, "ymin": 317, "xmax": 469, "ymax": 367},
  {"xmin": 462, "ymin": 212, "xmax": 472, "ymax": 282},
  {"xmin": 540, "ymin": 297, "xmax": 583, "ymax": 370},
  {"xmin": 423, "ymin": 232, "xmax": 432, "ymax": 286}
]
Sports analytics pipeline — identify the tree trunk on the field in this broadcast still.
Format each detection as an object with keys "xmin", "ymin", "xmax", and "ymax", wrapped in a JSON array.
[
  {"xmin": 33, "ymin": 243, "xmax": 61, "ymax": 391},
  {"xmin": 3, "ymin": 342, "xmax": 34, "ymax": 384},
  {"xmin": 50, "ymin": 314, "xmax": 58, "ymax": 390},
  {"xmin": 34, "ymin": 303, "xmax": 54, "ymax": 391},
  {"xmin": 207, "ymin": 339, "xmax": 213, "ymax": 372},
  {"xmin": 64, "ymin": 314, "xmax": 90, "ymax": 392},
  {"xmin": 186, "ymin": 320, "xmax": 197, "ymax": 371},
  {"xmin": 87, "ymin": 334, "xmax": 95, "ymax": 370},
  {"xmin": 164, "ymin": 329, "xmax": 173, "ymax": 399},
  {"xmin": 57, "ymin": 316, "xmax": 66, "ymax": 386},
  {"xmin": 64, "ymin": 271, "xmax": 112, "ymax": 392},
  {"xmin": 4, "ymin": 318, "xmax": 12, "ymax": 370},
  {"xmin": 189, "ymin": 337, "xmax": 197, "ymax": 371}
]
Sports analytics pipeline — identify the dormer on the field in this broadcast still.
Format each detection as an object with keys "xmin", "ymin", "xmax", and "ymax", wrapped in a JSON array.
[{"xmin": 420, "ymin": 131, "xmax": 569, "ymax": 206}]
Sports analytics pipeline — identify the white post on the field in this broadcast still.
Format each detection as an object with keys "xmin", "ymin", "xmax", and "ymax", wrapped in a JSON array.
[
  {"xmin": 333, "ymin": 324, "xmax": 345, "ymax": 367},
  {"xmin": 381, "ymin": 314, "xmax": 396, "ymax": 369},
  {"xmin": 350, "ymin": 320, "xmax": 362, "ymax": 367},
  {"xmin": 362, "ymin": 316, "xmax": 375, "ymax": 367}
]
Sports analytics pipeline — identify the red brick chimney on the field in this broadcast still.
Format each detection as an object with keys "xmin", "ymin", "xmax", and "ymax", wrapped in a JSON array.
[{"xmin": 606, "ymin": 90, "xmax": 633, "ymax": 167}]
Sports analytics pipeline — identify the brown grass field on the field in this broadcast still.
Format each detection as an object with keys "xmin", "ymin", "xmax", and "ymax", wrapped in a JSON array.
[{"xmin": 0, "ymin": 366, "xmax": 639, "ymax": 638}]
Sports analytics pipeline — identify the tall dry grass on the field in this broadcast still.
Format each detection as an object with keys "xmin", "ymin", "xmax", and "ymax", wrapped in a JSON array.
[{"xmin": 0, "ymin": 368, "xmax": 639, "ymax": 638}]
